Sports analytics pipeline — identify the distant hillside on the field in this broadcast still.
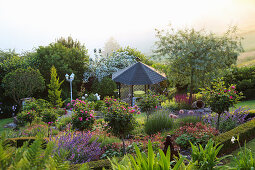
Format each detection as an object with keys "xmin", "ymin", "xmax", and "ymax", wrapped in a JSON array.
[{"xmin": 237, "ymin": 25, "xmax": 255, "ymax": 67}]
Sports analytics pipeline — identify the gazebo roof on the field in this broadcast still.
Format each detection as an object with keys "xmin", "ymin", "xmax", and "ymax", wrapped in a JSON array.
[{"xmin": 112, "ymin": 62, "xmax": 166, "ymax": 85}]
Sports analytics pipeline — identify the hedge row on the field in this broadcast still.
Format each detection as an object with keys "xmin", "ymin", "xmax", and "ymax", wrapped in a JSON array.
[{"xmin": 214, "ymin": 118, "xmax": 255, "ymax": 156}]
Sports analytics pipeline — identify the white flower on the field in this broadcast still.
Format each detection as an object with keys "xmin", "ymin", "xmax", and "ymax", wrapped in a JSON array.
[
  {"xmin": 85, "ymin": 94, "xmax": 88, "ymax": 97},
  {"xmin": 81, "ymin": 96, "xmax": 85, "ymax": 100},
  {"xmin": 231, "ymin": 136, "xmax": 235, "ymax": 144}
]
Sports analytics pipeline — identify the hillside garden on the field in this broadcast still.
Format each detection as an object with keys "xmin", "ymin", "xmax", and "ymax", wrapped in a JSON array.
[{"xmin": 0, "ymin": 27, "xmax": 255, "ymax": 169}]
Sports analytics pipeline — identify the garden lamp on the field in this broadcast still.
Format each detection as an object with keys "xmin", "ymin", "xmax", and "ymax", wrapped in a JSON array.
[{"xmin": 65, "ymin": 73, "xmax": 75, "ymax": 102}]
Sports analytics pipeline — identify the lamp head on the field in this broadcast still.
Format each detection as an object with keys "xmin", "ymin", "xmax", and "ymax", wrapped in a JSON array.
[
  {"xmin": 70, "ymin": 73, "xmax": 75, "ymax": 80},
  {"xmin": 65, "ymin": 74, "xmax": 69, "ymax": 80}
]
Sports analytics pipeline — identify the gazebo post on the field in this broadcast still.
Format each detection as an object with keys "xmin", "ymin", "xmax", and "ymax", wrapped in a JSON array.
[
  {"xmin": 131, "ymin": 85, "xmax": 134, "ymax": 106},
  {"xmin": 118, "ymin": 82, "xmax": 121, "ymax": 99}
]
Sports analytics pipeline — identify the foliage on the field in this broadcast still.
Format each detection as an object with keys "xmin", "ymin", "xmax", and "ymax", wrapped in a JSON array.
[
  {"xmin": 98, "ymin": 76, "xmax": 117, "ymax": 98},
  {"xmin": 214, "ymin": 119, "xmax": 255, "ymax": 155},
  {"xmin": 23, "ymin": 98, "xmax": 50, "ymax": 115},
  {"xmin": 17, "ymin": 110, "xmax": 37, "ymax": 126},
  {"xmin": 203, "ymin": 107, "xmax": 249, "ymax": 133},
  {"xmin": 144, "ymin": 110, "xmax": 174, "ymax": 135},
  {"xmin": 232, "ymin": 135, "xmax": 255, "ymax": 169},
  {"xmin": 201, "ymin": 78, "xmax": 243, "ymax": 129},
  {"xmin": 56, "ymin": 116, "xmax": 72, "ymax": 131},
  {"xmin": 109, "ymin": 140, "xmax": 185, "ymax": 170},
  {"xmin": 103, "ymin": 97, "xmax": 139, "ymax": 154},
  {"xmin": 2, "ymin": 67, "xmax": 45, "ymax": 106},
  {"xmin": 178, "ymin": 115, "xmax": 201, "ymax": 127},
  {"xmin": 0, "ymin": 134, "xmax": 70, "ymax": 169},
  {"xmin": 223, "ymin": 65, "xmax": 255, "ymax": 100},
  {"xmin": 103, "ymin": 97, "xmax": 139, "ymax": 139},
  {"xmin": 161, "ymin": 99, "xmax": 179, "ymax": 111},
  {"xmin": 101, "ymin": 133, "xmax": 163, "ymax": 159},
  {"xmin": 94, "ymin": 100, "xmax": 105, "ymax": 111},
  {"xmin": 116, "ymin": 46, "xmax": 153, "ymax": 65},
  {"xmin": 137, "ymin": 90, "xmax": 165, "ymax": 112},
  {"xmin": 154, "ymin": 26, "xmax": 243, "ymax": 100},
  {"xmin": 41, "ymin": 108, "xmax": 59, "ymax": 125},
  {"xmin": 22, "ymin": 122, "xmax": 49, "ymax": 137},
  {"xmin": 48, "ymin": 65, "xmax": 64, "ymax": 107},
  {"xmin": 174, "ymin": 122, "xmax": 218, "ymax": 149},
  {"xmin": 71, "ymin": 99, "xmax": 95, "ymax": 131},
  {"xmin": 34, "ymin": 37, "xmax": 89, "ymax": 98},
  {"xmin": 190, "ymin": 139, "xmax": 227, "ymax": 169},
  {"xmin": 51, "ymin": 131, "xmax": 102, "ymax": 164},
  {"xmin": 102, "ymin": 37, "xmax": 121, "ymax": 56},
  {"xmin": 83, "ymin": 51, "xmax": 137, "ymax": 82}
]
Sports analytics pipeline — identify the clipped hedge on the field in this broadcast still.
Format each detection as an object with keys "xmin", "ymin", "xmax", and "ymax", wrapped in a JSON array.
[
  {"xmin": 246, "ymin": 109, "xmax": 255, "ymax": 121},
  {"xmin": 214, "ymin": 118, "xmax": 255, "ymax": 155},
  {"xmin": 6, "ymin": 137, "xmax": 49, "ymax": 148},
  {"xmin": 71, "ymin": 159, "xmax": 113, "ymax": 170}
]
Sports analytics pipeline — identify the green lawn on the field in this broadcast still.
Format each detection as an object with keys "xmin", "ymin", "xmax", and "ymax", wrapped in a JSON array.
[
  {"xmin": 0, "ymin": 118, "xmax": 13, "ymax": 133},
  {"xmin": 232, "ymin": 100, "xmax": 255, "ymax": 110}
]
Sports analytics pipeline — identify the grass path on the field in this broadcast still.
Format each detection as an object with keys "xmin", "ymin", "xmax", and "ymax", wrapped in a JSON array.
[{"xmin": 232, "ymin": 100, "xmax": 255, "ymax": 110}]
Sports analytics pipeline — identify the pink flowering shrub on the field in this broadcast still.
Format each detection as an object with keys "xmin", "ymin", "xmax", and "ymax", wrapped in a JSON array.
[
  {"xmin": 17, "ymin": 110, "xmax": 36, "ymax": 126},
  {"xmin": 71, "ymin": 99, "xmax": 95, "ymax": 131}
]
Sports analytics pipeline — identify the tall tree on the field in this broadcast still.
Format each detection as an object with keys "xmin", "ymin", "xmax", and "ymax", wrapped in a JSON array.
[
  {"xmin": 102, "ymin": 37, "xmax": 121, "ymax": 57},
  {"xmin": 48, "ymin": 66, "xmax": 64, "ymax": 107},
  {"xmin": 154, "ymin": 26, "xmax": 243, "ymax": 102},
  {"xmin": 34, "ymin": 36, "xmax": 89, "ymax": 98},
  {"xmin": 2, "ymin": 67, "xmax": 45, "ymax": 107}
]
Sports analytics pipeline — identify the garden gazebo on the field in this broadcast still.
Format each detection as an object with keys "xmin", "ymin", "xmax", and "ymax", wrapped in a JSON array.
[{"xmin": 112, "ymin": 62, "xmax": 166, "ymax": 106}]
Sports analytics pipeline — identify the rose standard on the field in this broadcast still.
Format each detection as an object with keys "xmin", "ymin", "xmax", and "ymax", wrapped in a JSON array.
[{"xmin": 200, "ymin": 78, "xmax": 243, "ymax": 130}]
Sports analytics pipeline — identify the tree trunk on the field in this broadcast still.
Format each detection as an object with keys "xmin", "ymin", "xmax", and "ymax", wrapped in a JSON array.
[{"xmin": 122, "ymin": 137, "xmax": 126, "ymax": 155}]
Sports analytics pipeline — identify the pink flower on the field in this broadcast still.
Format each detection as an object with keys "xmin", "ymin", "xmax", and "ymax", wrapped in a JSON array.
[
  {"xmin": 81, "ymin": 110, "xmax": 84, "ymax": 113},
  {"xmin": 188, "ymin": 110, "xmax": 194, "ymax": 115},
  {"xmin": 179, "ymin": 110, "xmax": 184, "ymax": 114},
  {"xmin": 70, "ymin": 108, "xmax": 72, "ymax": 111},
  {"xmin": 155, "ymin": 106, "xmax": 158, "ymax": 109},
  {"xmin": 218, "ymin": 93, "xmax": 221, "ymax": 95},
  {"xmin": 231, "ymin": 86, "xmax": 235, "ymax": 89},
  {"xmin": 230, "ymin": 96, "xmax": 233, "ymax": 99},
  {"xmin": 79, "ymin": 117, "xmax": 83, "ymax": 121},
  {"xmin": 67, "ymin": 103, "xmax": 70, "ymax": 106},
  {"xmin": 114, "ymin": 99, "xmax": 116, "ymax": 101},
  {"xmin": 137, "ymin": 111, "xmax": 141, "ymax": 114},
  {"xmin": 86, "ymin": 118, "xmax": 88, "ymax": 121}
]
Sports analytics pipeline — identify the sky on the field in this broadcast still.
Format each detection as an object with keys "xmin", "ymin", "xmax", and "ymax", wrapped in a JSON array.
[{"xmin": 0, "ymin": 0, "xmax": 255, "ymax": 56}]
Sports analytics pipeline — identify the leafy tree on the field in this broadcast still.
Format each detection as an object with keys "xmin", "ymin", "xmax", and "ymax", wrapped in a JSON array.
[
  {"xmin": 48, "ymin": 65, "xmax": 64, "ymax": 107},
  {"xmin": 154, "ymin": 26, "xmax": 243, "ymax": 102},
  {"xmin": 84, "ymin": 51, "xmax": 137, "ymax": 82},
  {"xmin": 117, "ymin": 46, "xmax": 153, "ymax": 65},
  {"xmin": 2, "ymin": 67, "xmax": 45, "ymax": 107},
  {"xmin": 34, "ymin": 36, "xmax": 89, "ymax": 98}
]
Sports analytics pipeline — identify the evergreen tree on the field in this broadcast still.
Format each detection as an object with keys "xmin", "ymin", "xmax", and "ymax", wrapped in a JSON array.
[{"xmin": 48, "ymin": 66, "xmax": 64, "ymax": 107}]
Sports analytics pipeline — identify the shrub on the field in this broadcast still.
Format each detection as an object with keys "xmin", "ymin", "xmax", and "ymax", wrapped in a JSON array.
[
  {"xmin": 51, "ymin": 131, "xmax": 102, "ymax": 164},
  {"xmin": 214, "ymin": 119, "xmax": 255, "ymax": 155},
  {"xmin": 178, "ymin": 115, "xmax": 201, "ymax": 127},
  {"xmin": 17, "ymin": 110, "xmax": 37, "ymax": 126},
  {"xmin": 23, "ymin": 98, "xmax": 50, "ymax": 115},
  {"xmin": 22, "ymin": 122, "xmax": 49, "ymax": 137},
  {"xmin": 201, "ymin": 78, "xmax": 243, "ymax": 129},
  {"xmin": 174, "ymin": 122, "xmax": 218, "ymax": 149},
  {"xmin": 56, "ymin": 116, "xmax": 72, "ymax": 131},
  {"xmin": 71, "ymin": 99, "xmax": 95, "ymax": 131},
  {"xmin": 41, "ymin": 108, "xmax": 59, "ymax": 125},
  {"xmin": 203, "ymin": 107, "xmax": 249, "ymax": 133},
  {"xmin": 137, "ymin": 90, "xmax": 165, "ymax": 112},
  {"xmin": 48, "ymin": 65, "xmax": 64, "ymax": 107},
  {"xmin": 144, "ymin": 110, "xmax": 174, "ymax": 135},
  {"xmin": 95, "ymin": 100, "xmax": 104, "ymax": 111},
  {"xmin": 161, "ymin": 99, "xmax": 179, "ymax": 111},
  {"xmin": 98, "ymin": 77, "xmax": 117, "ymax": 98},
  {"xmin": 103, "ymin": 97, "xmax": 139, "ymax": 154}
]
